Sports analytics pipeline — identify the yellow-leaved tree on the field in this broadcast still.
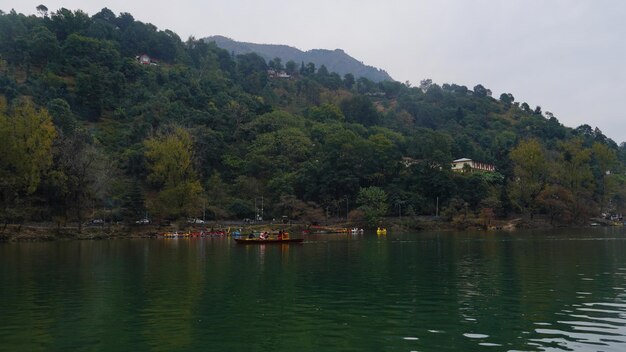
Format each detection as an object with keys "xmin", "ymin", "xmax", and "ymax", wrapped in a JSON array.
[
  {"xmin": 508, "ymin": 138, "xmax": 548, "ymax": 218},
  {"xmin": 0, "ymin": 97, "xmax": 57, "ymax": 225},
  {"xmin": 144, "ymin": 127, "xmax": 203, "ymax": 220}
]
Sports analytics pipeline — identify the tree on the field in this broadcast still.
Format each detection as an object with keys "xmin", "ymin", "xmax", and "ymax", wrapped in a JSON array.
[
  {"xmin": 537, "ymin": 185, "xmax": 574, "ymax": 225},
  {"xmin": 340, "ymin": 95, "xmax": 380, "ymax": 126},
  {"xmin": 50, "ymin": 132, "xmax": 112, "ymax": 232},
  {"xmin": 419, "ymin": 79, "xmax": 433, "ymax": 92},
  {"xmin": 46, "ymin": 98, "xmax": 77, "ymax": 135},
  {"xmin": 554, "ymin": 138, "xmax": 595, "ymax": 219},
  {"xmin": 473, "ymin": 84, "xmax": 490, "ymax": 97},
  {"xmin": 357, "ymin": 186, "xmax": 388, "ymax": 227},
  {"xmin": 29, "ymin": 26, "xmax": 59, "ymax": 65},
  {"xmin": 114, "ymin": 12, "xmax": 134, "ymax": 31},
  {"xmin": 92, "ymin": 7, "xmax": 116, "ymax": 23},
  {"xmin": 285, "ymin": 60, "xmax": 297, "ymax": 75},
  {"xmin": 499, "ymin": 93, "xmax": 514, "ymax": 107},
  {"xmin": 592, "ymin": 142, "xmax": 618, "ymax": 212},
  {"xmin": 268, "ymin": 57, "xmax": 283, "ymax": 71},
  {"xmin": 246, "ymin": 127, "xmax": 313, "ymax": 177},
  {"xmin": 317, "ymin": 64, "xmax": 329, "ymax": 77},
  {"xmin": 204, "ymin": 172, "xmax": 230, "ymax": 220},
  {"xmin": 235, "ymin": 53, "xmax": 268, "ymax": 94},
  {"xmin": 308, "ymin": 103, "xmax": 344, "ymax": 122},
  {"xmin": 49, "ymin": 8, "xmax": 91, "ymax": 41},
  {"xmin": 119, "ymin": 180, "xmax": 146, "ymax": 221},
  {"xmin": 343, "ymin": 73, "xmax": 355, "ymax": 89},
  {"xmin": 36, "ymin": 5, "xmax": 48, "ymax": 17},
  {"xmin": 508, "ymin": 139, "xmax": 547, "ymax": 217},
  {"xmin": 301, "ymin": 62, "xmax": 315, "ymax": 76},
  {"xmin": 0, "ymin": 98, "xmax": 56, "ymax": 225},
  {"xmin": 274, "ymin": 194, "xmax": 324, "ymax": 223},
  {"xmin": 144, "ymin": 127, "xmax": 203, "ymax": 219}
]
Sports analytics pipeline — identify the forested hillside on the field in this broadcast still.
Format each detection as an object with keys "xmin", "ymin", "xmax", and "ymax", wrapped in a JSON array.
[
  {"xmin": 1, "ymin": 7, "xmax": 625, "ymax": 228},
  {"xmin": 204, "ymin": 35, "xmax": 393, "ymax": 83}
]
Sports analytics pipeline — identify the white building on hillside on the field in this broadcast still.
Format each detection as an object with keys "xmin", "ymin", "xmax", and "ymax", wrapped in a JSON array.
[{"xmin": 451, "ymin": 158, "xmax": 495, "ymax": 173}]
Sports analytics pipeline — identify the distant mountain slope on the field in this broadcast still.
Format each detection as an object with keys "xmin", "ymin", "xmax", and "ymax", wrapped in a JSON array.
[{"xmin": 204, "ymin": 35, "xmax": 393, "ymax": 82}]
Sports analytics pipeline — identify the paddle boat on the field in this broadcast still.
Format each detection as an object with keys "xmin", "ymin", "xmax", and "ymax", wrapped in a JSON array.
[
  {"xmin": 161, "ymin": 231, "xmax": 191, "ymax": 238},
  {"xmin": 234, "ymin": 237, "xmax": 304, "ymax": 244},
  {"xmin": 234, "ymin": 231, "xmax": 303, "ymax": 244}
]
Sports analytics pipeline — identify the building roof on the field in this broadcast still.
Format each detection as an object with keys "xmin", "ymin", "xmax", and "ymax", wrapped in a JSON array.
[{"xmin": 452, "ymin": 158, "xmax": 472, "ymax": 162}]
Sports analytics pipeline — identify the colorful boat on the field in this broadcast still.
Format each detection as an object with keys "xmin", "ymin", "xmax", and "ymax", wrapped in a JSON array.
[
  {"xmin": 234, "ymin": 238, "xmax": 304, "ymax": 244},
  {"xmin": 376, "ymin": 227, "xmax": 387, "ymax": 235},
  {"xmin": 162, "ymin": 231, "xmax": 191, "ymax": 238}
]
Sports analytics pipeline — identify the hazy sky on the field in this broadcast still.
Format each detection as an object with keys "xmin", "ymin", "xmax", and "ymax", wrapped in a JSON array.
[{"xmin": 5, "ymin": 0, "xmax": 626, "ymax": 143}]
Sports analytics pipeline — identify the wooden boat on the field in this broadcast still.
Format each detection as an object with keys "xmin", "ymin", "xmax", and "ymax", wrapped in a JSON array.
[{"xmin": 234, "ymin": 238, "xmax": 304, "ymax": 244}]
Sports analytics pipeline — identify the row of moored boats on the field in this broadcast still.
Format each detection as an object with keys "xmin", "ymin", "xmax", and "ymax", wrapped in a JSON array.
[{"xmin": 160, "ymin": 227, "xmax": 387, "ymax": 239}]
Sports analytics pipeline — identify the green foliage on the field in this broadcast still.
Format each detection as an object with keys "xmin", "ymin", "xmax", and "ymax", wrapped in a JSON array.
[
  {"xmin": 46, "ymin": 98, "xmax": 78, "ymax": 135},
  {"xmin": 357, "ymin": 186, "xmax": 389, "ymax": 226},
  {"xmin": 340, "ymin": 95, "xmax": 380, "ymax": 126},
  {"xmin": 0, "ymin": 7, "xmax": 623, "ymax": 226},
  {"xmin": 308, "ymin": 103, "xmax": 344, "ymax": 122},
  {"xmin": 236, "ymin": 53, "xmax": 268, "ymax": 94},
  {"xmin": 150, "ymin": 179, "xmax": 203, "ymax": 220}
]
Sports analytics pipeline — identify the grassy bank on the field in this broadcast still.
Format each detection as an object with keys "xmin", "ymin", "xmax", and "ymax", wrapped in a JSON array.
[{"xmin": 0, "ymin": 224, "xmax": 159, "ymax": 242}]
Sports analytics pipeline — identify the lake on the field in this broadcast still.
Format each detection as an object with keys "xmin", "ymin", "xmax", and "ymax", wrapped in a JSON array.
[{"xmin": 2, "ymin": 228, "xmax": 626, "ymax": 351}]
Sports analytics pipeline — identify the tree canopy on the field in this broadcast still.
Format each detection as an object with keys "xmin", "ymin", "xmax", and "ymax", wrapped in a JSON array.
[{"xmin": 0, "ymin": 7, "xmax": 623, "ymax": 226}]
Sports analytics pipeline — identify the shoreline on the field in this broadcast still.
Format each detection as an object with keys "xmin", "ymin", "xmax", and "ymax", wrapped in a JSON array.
[{"xmin": 0, "ymin": 216, "xmax": 608, "ymax": 242}]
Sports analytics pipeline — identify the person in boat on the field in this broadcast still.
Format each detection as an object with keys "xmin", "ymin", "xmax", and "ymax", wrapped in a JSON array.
[
  {"xmin": 248, "ymin": 233, "xmax": 255, "ymax": 239},
  {"xmin": 259, "ymin": 232, "xmax": 267, "ymax": 240},
  {"xmin": 277, "ymin": 231, "xmax": 283, "ymax": 240}
]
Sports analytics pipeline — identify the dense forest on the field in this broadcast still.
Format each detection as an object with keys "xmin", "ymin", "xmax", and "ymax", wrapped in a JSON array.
[{"xmin": 1, "ymin": 7, "xmax": 626, "ymax": 230}]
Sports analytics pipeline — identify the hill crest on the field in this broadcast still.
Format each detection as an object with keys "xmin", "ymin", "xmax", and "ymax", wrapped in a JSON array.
[{"xmin": 204, "ymin": 35, "xmax": 393, "ymax": 82}]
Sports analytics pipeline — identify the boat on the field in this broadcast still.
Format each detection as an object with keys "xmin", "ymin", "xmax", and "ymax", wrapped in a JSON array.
[
  {"xmin": 234, "ymin": 238, "xmax": 304, "ymax": 244},
  {"xmin": 161, "ymin": 231, "xmax": 191, "ymax": 238},
  {"xmin": 351, "ymin": 228, "xmax": 364, "ymax": 234},
  {"xmin": 376, "ymin": 227, "xmax": 387, "ymax": 235}
]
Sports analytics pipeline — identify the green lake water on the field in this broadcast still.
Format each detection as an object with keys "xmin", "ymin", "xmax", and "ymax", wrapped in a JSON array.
[{"xmin": 2, "ymin": 228, "xmax": 626, "ymax": 351}]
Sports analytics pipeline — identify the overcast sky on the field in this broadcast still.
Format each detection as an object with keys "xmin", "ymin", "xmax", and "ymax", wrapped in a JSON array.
[{"xmin": 5, "ymin": 0, "xmax": 626, "ymax": 143}]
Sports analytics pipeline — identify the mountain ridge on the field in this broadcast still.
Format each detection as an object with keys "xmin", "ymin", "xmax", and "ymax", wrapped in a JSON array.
[{"xmin": 204, "ymin": 35, "xmax": 393, "ymax": 82}]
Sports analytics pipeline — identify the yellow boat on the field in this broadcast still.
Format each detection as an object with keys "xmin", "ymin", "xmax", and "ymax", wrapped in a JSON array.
[
  {"xmin": 376, "ymin": 227, "xmax": 387, "ymax": 235},
  {"xmin": 161, "ymin": 231, "xmax": 190, "ymax": 238}
]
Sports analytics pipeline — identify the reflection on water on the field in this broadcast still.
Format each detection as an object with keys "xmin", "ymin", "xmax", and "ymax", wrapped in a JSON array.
[
  {"xmin": 530, "ymin": 302, "xmax": 626, "ymax": 350},
  {"xmin": 1, "ymin": 228, "xmax": 626, "ymax": 351}
]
